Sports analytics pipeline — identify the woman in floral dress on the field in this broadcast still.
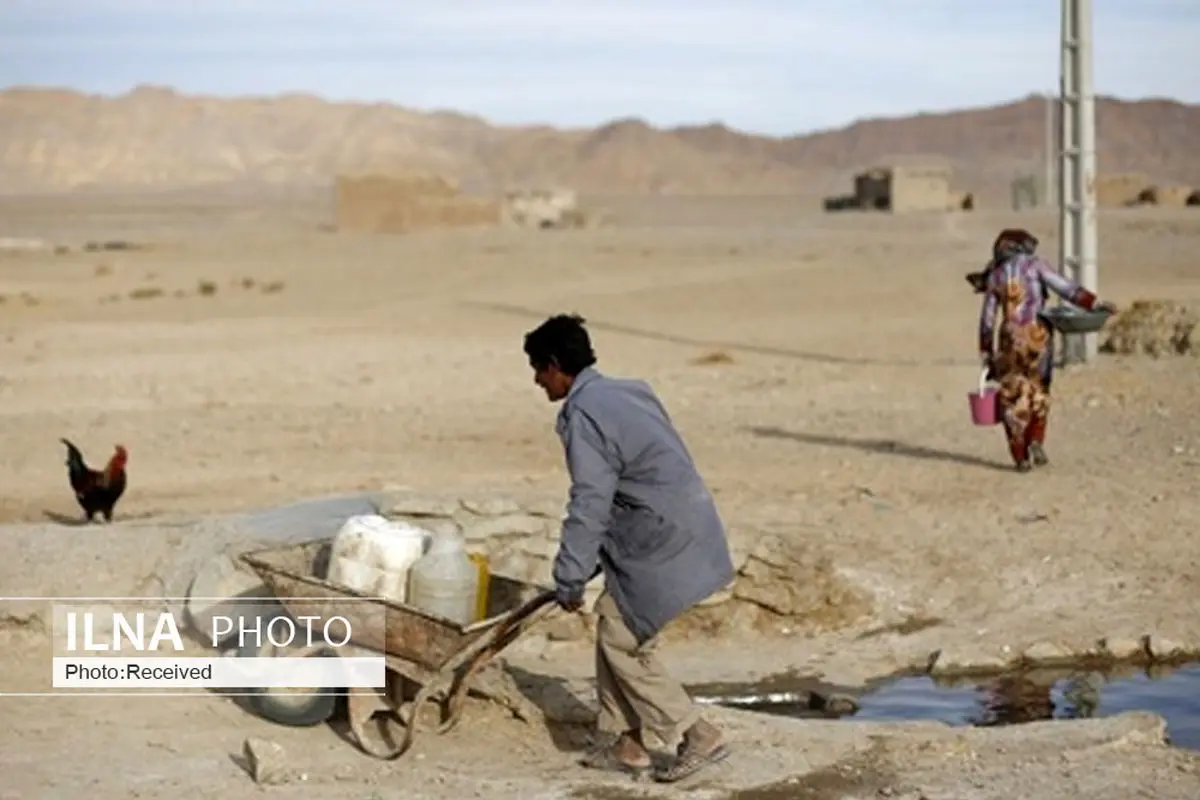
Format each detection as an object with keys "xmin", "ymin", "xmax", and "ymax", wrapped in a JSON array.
[{"xmin": 971, "ymin": 229, "xmax": 1116, "ymax": 472}]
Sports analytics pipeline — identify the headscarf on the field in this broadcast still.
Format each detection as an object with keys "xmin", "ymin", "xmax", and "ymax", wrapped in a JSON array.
[
  {"xmin": 992, "ymin": 228, "xmax": 1039, "ymax": 263},
  {"xmin": 966, "ymin": 229, "xmax": 1042, "ymax": 294}
]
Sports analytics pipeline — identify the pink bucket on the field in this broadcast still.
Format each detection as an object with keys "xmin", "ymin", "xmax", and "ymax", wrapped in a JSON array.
[{"xmin": 968, "ymin": 368, "xmax": 1001, "ymax": 426}]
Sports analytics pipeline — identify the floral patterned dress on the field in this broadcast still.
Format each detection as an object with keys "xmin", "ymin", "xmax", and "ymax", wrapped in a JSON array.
[{"xmin": 978, "ymin": 254, "xmax": 1098, "ymax": 467}]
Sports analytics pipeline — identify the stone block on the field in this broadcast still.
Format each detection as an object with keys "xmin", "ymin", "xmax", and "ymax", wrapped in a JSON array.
[
  {"xmin": 387, "ymin": 494, "xmax": 459, "ymax": 518},
  {"xmin": 242, "ymin": 737, "xmax": 292, "ymax": 785},
  {"xmin": 929, "ymin": 646, "xmax": 1015, "ymax": 676},
  {"xmin": 522, "ymin": 497, "xmax": 566, "ymax": 519},
  {"xmin": 461, "ymin": 513, "xmax": 549, "ymax": 542},
  {"xmin": 460, "ymin": 496, "xmax": 522, "ymax": 517},
  {"xmin": 1145, "ymin": 633, "xmax": 1190, "ymax": 661},
  {"xmin": 1100, "ymin": 636, "xmax": 1149, "ymax": 660}
]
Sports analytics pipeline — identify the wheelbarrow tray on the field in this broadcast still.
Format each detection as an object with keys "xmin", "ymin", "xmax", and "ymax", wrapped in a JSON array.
[
  {"xmin": 239, "ymin": 537, "xmax": 548, "ymax": 671},
  {"xmin": 238, "ymin": 537, "xmax": 559, "ymax": 760}
]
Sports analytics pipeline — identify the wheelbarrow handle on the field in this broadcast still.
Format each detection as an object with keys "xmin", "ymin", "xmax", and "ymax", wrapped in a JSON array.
[
  {"xmin": 455, "ymin": 588, "xmax": 558, "ymax": 673},
  {"xmin": 493, "ymin": 588, "xmax": 558, "ymax": 638},
  {"xmin": 373, "ymin": 590, "xmax": 559, "ymax": 760}
]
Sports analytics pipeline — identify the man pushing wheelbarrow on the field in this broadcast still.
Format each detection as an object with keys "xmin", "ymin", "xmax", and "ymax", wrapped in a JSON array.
[{"xmin": 523, "ymin": 313, "xmax": 735, "ymax": 783}]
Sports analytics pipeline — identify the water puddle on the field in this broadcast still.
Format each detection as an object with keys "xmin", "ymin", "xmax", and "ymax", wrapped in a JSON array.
[{"xmin": 691, "ymin": 662, "xmax": 1200, "ymax": 749}]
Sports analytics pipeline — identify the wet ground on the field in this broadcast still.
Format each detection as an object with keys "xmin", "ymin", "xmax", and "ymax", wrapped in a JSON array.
[{"xmin": 694, "ymin": 662, "xmax": 1200, "ymax": 750}]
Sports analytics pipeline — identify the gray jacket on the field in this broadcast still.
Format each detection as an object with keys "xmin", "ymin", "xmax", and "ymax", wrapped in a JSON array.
[{"xmin": 552, "ymin": 367, "xmax": 734, "ymax": 644}]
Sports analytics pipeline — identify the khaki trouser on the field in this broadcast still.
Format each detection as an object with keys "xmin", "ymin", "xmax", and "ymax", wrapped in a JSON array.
[{"xmin": 594, "ymin": 591, "xmax": 698, "ymax": 745}]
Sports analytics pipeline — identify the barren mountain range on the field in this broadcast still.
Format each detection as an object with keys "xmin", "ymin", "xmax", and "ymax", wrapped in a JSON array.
[{"xmin": 1, "ymin": 85, "xmax": 1197, "ymax": 195}]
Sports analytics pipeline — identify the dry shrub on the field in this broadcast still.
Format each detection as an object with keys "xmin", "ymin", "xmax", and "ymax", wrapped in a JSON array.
[
  {"xmin": 691, "ymin": 351, "xmax": 735, "ymax": 366},
  {"xmin": 128, "ymin": 286, "xmax": 164, "ymax": 300},
  {"xmin": 1134, "ymin": 185, "xmax": 1194, "ymax": 207},
  {"xmin": 94, "ymin": 263, "xmax": 113, "ymax": 277},
  {"xmin": 84, "ymin": 240, "xmax": 146, "ymax": 252},
  {"xmin": 240, "ymin": 277, "xmax": 256, "ymax": 289},
  {"xmin": 1188, "ymin": 190, "xmax": 1200, "ymax": 207},
  {"xmin": 1100, "ymin": 299, "xmax": 1197, "ymax": 357},
  {"xmin": 823, "ymin": 194, "xmax": 860, "ymax": 212},
  {"xmin": 260, "ymin": 281, "xmax": 285, "ymax": 294},
  {"xmin": 197, "ymin": 280, "xmax": 218, "ymax": 296}
]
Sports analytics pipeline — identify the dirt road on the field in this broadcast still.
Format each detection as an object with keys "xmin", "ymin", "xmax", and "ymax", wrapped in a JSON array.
[{"xmin": 1, "ymin": 194, "xmax": 1198, "ymax": 797}]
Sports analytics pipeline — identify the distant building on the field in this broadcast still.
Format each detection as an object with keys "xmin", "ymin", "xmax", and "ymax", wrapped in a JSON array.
[{"xmin": 825, "ymin": 163, "xmax": 968, "ymax": 213}]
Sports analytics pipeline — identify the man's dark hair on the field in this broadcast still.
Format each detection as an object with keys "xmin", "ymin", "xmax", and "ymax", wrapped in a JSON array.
[{"xmin": 523, "ymin": 313, "xmax": 597, "ymax": 375}]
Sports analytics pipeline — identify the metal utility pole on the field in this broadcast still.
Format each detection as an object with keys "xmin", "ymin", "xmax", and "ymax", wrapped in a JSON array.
[
  {"xmin": 1043, "ymin": 92, "xmax": 1055, "ymax": 207},
  {"xmin": 1058, "ymin": 0, "xmax": 1098, "ymax": 364}
]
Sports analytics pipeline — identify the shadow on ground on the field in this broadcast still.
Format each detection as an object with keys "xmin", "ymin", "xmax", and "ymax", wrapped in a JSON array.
[
  {"xmin": 748, "ymin": 426, "xmax": 1009, "ymax": 472},
  {"xmin": 41, "ymin": 509, "xmax": 89, "ymax": 526},
  {"xmin": 506, "ymin": 663, "xmax": 596, "ymax": 753},
  {"xmin": 467, "ymin": 301, "xmax": 971, "ymax": 369}
]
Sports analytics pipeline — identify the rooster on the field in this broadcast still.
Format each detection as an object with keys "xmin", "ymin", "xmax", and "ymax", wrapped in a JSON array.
[{"xmin": 61, "ymin": 438, "xmax": 128, "ymax": 523}]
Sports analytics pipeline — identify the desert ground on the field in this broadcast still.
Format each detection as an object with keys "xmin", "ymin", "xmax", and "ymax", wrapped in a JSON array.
[{"xmin": 1, "ymin": 193, "xmax": 1199, "ymax": 799}]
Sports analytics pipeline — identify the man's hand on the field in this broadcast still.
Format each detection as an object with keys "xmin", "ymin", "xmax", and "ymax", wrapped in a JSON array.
[
  {"xmin": 1095, "ymin": 300, "xmax": 1118, "ymax": 315},
  {"xmin": 556, "ymin": 587, "xmax": 584, "ymax": 613}
]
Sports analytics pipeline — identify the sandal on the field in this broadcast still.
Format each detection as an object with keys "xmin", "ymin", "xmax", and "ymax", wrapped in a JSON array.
[
  {"xmin": 652, "ymin": 739, "xmax": 731, "ymax": 783},
  {"xmin": 579, "ymin": 744, "xmax": 652, "ymax": 779}
]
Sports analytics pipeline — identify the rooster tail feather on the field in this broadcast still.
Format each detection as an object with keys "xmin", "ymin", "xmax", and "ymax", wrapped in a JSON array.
[{"xmin": 61, "ymin": 438, "xmax": 87, "ymax": 475}]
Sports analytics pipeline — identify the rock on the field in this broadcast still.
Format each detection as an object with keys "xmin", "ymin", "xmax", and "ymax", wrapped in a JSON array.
[
  {"xmin": 732, "ymin": 534, "xmax": 871, "ymax": 625},
  {"xmin": 393, "ymin": 516, "xmax": 461, "ymax": 539},
  {"xmin": 725, "ymin": 527, "xmax": 757, "ymax": 572},
  {"xmin": 461, "ymin": 514, "xmax": 549, "ymax": 542},
  {"xmin": 694, "ymin": 584, "xmax": 735, "ymax": 608},
  {"xmin": 489, "ymin": 550, "xmax": 552, "ymax": 586},
  {"xmin": 541, "ymin": 613, "xmax": 592, "ymax": 642},
  {"xmin": 522, "ymin": 498, "xmax": 565, "ymax": 519},
  {"xmin": 489, "ymin": 551, "xmax": 534, "ymax": 583},
  {"xmin": 242, "ymin": 737, "xmax": 291, "ymax": 785},
  {"xmin": 510, "ymin": 535, "xmax": 558, "ymax": 561},
  {"xmin": 823, "ymin": 693, "xmax": 860, "ymax": 715},
  {"xmin": 460, "ymin": 497, "xmax": 522, "ymax": 517},
  {"xmin": 1100, "ymin": 636, "xmax": 1148, "ymax": 660},
  {"xmin": 1021, "ymin": 640, "xmax": 1074, "ymax": 664},
  {"xmin": 1145, "ymin": 634, "xmax": 1190, "ymax": 661},
  {"xmin": 530, "ymin": 558, "xmax": 554, "ymax": 586},
  {"xmin": 929, "ymin": 646, "xmax": 1014, "ymax": 676},
  {"xmin": 387, "ymin": 494, "xmax": 459, "ymax": 518},
  {"xmin": 1105, "ymin": 712, "xmax": 1170, "ymax": 748}
]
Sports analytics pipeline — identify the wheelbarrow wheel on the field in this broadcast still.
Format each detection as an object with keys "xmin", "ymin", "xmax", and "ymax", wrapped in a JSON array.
[{"xmin": 236, "ymin": 634, "xmax": 338, "ymax": 728}]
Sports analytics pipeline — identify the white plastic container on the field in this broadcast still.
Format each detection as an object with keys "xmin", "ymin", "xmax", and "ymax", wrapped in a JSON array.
[
  {"xmin": 407, "ymin": 529, "xmax": 479, "ymax": 626},
  {"xmin": 326, "ymin": 514, "xmax": 429, "ymax": 603}
]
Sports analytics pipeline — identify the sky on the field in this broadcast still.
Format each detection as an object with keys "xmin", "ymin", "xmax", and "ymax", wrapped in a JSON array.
[{"xmin": 1, "ymin": 0, "xmax": 1197, "ymax": 136}]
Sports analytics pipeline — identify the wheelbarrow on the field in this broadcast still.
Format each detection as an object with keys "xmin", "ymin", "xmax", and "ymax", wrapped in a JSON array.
[{"xmin": 237, "ymin": 537, "xmax": 558, "ymax": 760}]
